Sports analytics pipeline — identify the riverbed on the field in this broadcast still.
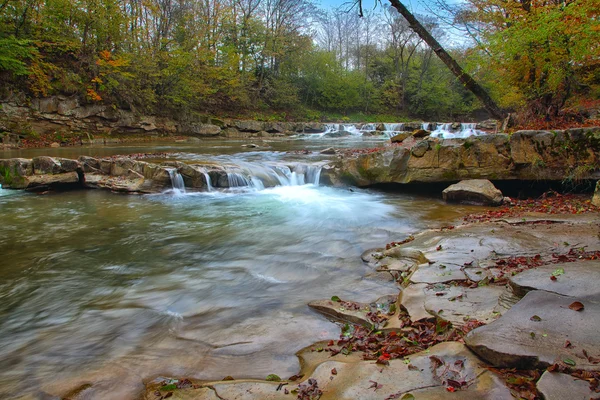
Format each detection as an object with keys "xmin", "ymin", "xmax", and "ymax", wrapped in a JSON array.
[{"xmin": 0, "ymin": 138, "xmax": 484, "ymax": 398}]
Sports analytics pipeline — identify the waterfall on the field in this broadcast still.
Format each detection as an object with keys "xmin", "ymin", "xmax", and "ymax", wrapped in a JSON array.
[
  {"xmin": 201, "ymin": 171, "xmax": 213, "ymax": 192},
  {"xmin": 384, "ymin": 123, "xmax": 404, "ymax": 132},
  {"xmin": 422, "ymin": 122, "xmax": 430, "ymax": 131},
  {"xmin": 361, "ymin": 123, "xmax": 377, "ymax": 131},
  {"xmin": 430, "ymin": 122, "xmax": 484, "ymax": 139},
  {"xmin": 222, "ymin": 162, "xmax": 322, "ymax": 190},
  {"xmin": 167, "ymin": 168, "xmax": 186, "ymax": 194}
]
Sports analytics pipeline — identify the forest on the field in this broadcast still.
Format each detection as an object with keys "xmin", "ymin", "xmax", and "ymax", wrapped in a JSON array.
[{"xmin": 0, "ymin": 0, "xmax": 598, "ymax": 122}]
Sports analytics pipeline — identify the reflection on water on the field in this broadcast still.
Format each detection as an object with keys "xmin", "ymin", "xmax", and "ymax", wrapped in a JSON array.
[{"xmin": 0, "ymin": 144, "xmax": 482, "ymax": 399}]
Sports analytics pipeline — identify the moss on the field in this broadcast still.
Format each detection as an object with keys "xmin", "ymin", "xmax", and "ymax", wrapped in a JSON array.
[{"xmin": 462, "ymin": 141, "xmax": 473, "ymax": 150}]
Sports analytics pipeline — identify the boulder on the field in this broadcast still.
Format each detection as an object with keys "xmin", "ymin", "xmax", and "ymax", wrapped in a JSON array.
[
  {"xmin": 186, "ymin": 123, "xmax": 221, "ymax": 136},
  {"xmin": 411, "ymin": 129, "xmax": 429, "ymax": 138},
  {"xmin": 593, "ymin": 181, "xmax": 600, "ymax": 207},
  {"xmin": 410, "ymin": 140, "xmax": 429, "ymax": 157},
  {"xmin": 442, "ymin": 179, "xmax": 504, "ymax": 206},
  {"xmin": 465, "ymin": 290, "xmax": 600, "ymax": 370},
  {"xmin": 390, "ymin": 133, "xmax": 409, "ymax": 143}
]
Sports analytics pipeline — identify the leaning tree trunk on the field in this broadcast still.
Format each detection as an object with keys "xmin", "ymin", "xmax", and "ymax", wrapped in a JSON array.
[{"xmin": 387, "ymin": 0, "xmax": 507, "ymax": 121}]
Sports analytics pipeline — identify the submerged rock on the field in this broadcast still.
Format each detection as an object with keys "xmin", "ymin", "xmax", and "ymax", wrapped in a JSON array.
[{"xmin": 442, "ymin": 179, "xmax": 504, "ymax": 206}]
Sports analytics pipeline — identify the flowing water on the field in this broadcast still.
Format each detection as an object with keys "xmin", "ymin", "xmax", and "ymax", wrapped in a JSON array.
[{"xmin": 0, "ymin": 140, "xmax": 483, "ymax": 398}]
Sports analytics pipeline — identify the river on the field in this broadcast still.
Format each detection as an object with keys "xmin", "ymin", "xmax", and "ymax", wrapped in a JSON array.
[{"xmin": 0, "ymin": 138, "xmax": 481, "ymax": 398}]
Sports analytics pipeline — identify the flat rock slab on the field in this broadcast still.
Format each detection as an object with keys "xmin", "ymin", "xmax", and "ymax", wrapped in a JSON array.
[
  {"xmin": 509, "ymin": 260, "xmax": 600, "ymax": 299},
  {"xmin": 442, "ymin": 179, "xmax": 504, "ymax": 206},
  {"xmin": 308, "ymin": 295, "xmax": 396, "ymax": 329},
  {"xmin": 536, "ymin": 371, "xmax": 596, "ymax": 400},
  {"xmin": 400, "ymin": 283, "xmax": 504, "ymax": 326},
  {"xmin": 303, "ymin": 341, "xmax": 511, "ymax": 400},
  {"xmin": 410, "ymin": 262, "xmax": 467, "ymax": 284},
  {"xmin": 466, "ymin": 290, "xmax": 600, "ymax": 370}
]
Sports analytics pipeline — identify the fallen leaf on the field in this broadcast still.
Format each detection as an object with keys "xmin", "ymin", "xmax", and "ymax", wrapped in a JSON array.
[
  {"xmin": 552, "ymin": 268, "xmax": 565, "ymax": 277},
  {"xmin": 568, "ymin": 301, "xmax": 584, "ymax": 311},
  {"xmin": 530, "ymin": 315, "xmax": 542, "ymax": 322},
  {"xmin": 565, "ymin": 340, "xmax": 572, "ymax": 348},
  {"xmin": 331, "ymin": 368, "xmax": 337, "ymax": 375},
  {"xmin": 368, "ymin": 380, "xmax": 383, "ymax": 391},
  {"xmin": 550, "ymin": 275, "xmax": 557, "ymax": 281},
  {"xmin": 331, "ymin": 296, "xmax": 341, "ymax": 302},
  {"xmin": 563, "ymin": 358, "xmax": 576, "ymax": 366},
  {"xmin": 400, "ymin": 394, "xmax": 415, "ymax": 400}
]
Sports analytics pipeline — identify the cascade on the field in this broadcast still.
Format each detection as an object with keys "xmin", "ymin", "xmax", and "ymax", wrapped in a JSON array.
[
  {"xmin": 361, "ymin": 123, "xmax": 377, "ymax": 131},
  {"xmin": 430, "ymin": 123, "xmax": 484, "ymax": 139},
  {"xmin": 167, "ymin": 168, "xmax": 186, "ymax": 194},
  {"xmin": 422, "ymin": 122, "xmax": 431, "ymax": 131},
  {"xmin": 222, "ymin": 162, "xmax": 322, "ymax": 190},
  {"xmin": 384, "ymin": 123, "xmax": 404, "ymax": 132}
]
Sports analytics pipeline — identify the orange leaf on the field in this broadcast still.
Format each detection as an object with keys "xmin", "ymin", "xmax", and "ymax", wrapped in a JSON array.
[{"xmin": 568, "ymin": 301, "xmax": 584, "ymax": 311}]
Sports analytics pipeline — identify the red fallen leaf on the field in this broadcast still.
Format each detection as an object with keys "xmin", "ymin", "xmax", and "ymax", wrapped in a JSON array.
[
  {"xmin": 327, "ymin": 340, "xmax": 334, "ymax": 346},
  {"xmin": 331, "ymin": 368, "xmax": 337, "ymax": 375},
  {"xmin": 565, "ymin": 340, "xmax": 573, "ymax": 348},
  {"xmin": 550, "ymin": 275, "xmax": 558, "ymax": 281},
  {"xmin": 446, "ymin": 386, "xmax": 456, "ymax": 392},
  {"xmin": 368, "ymin": 380, "xmax": 383, "ymax": 391},
  {"xmin": 569, "ymin": 301, "xmax": 584, "ymax": 311}
]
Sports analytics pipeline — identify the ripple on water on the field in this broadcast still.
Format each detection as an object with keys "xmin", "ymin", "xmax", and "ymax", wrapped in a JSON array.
[{"xmin": 0, "ymin": 183, "xmax": 453, "ymax": 398}]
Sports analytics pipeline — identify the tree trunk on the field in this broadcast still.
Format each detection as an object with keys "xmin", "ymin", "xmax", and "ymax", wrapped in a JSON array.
[{"xmin": 387, "ymin": 0, "xmax": 507, "ymax": 120}]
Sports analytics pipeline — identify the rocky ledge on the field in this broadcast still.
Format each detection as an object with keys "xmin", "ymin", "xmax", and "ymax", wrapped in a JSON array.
[
  {"xmin": 323, "ymin": 127, "xmax": 600, "ymax": 185},
  {"xmin": 0, "ymin": 155, "xmax": 316, "ymax": 193}
]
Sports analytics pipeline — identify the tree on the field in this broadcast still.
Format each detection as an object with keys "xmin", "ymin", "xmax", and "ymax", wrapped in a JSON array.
[{"xmin": 385, "ymin": 0, "xmax": 507, "ymax": 120}]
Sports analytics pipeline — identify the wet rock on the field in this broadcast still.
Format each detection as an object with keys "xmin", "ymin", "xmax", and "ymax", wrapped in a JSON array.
[
  {"xmin": 242, "ymin": 143, "xmax": 259, "ymax": 148},
  {"xmin": 410, "ymin": 140, "xmax": 429, "ymax": 157},
  {"xmin": 536, "ymin": 371, "xmax": 595, "ymax": 400},
  {"xmin": 476, "ymin": 119, "xmax": 498, "ymax": 131},
  {"xmin": 593, "ymin": 181, "xmax": 600, "ymax": 207},
  {"xmin": 390, "ymin": 133, "xmax": 410, "ymax": 143},
  {"xmin": 320, "ymin": 147, "xmax": 336, "ymax": 155},
  {"xmin": 509, "ymin": 260, "xmax": 600, "ymax": 299},
  {"xmin": 411, "ymin": 129, "xmax": 429, "ymax": 138},
  {"xmin": 442, "ymin": 179, "xmax": 504, "ymax": 206},
  {"xmin": 465, "ymin": 290, "xmax": 600, "ymax": 370},
  {"xmin": 301, "ymin": 342, "xmax": 511, "ymax": 400}
]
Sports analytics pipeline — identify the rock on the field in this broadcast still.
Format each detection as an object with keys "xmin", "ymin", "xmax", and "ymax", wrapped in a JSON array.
[
  {"xmin": 442, "ymin": 179, "xmax": 504, "ymax": 206},
  {"xmin": 409, "ymin": 262, "xmax": 467, "ymax": 284},
  {"xmin": 24, "ymin": 171, "xmax": 80, "ymax": 189},
  {"xmin": 593, "ymin": 181, "xmax": 600, "ymax": 207},
  {"xmin": 308, "ymin": 297, "xmax": 392, "ymax": 329},
  {"xmin": 186, "ymin": 123, "xmax": 221, "ymax": 136},
  {"xmin": 50, "ymin": 142, "xmax": 60, "ymax": 148},
  {"xmin": 410, "ymin": 140, "xmax": 429, "ymax": 157},
  {"xmin": 300, "ymin": 342, "xmax": 511, "ymax": 400},
  {"xmin": 465, "ymin": 290, "xmax": 600, "ymax": 370},
  {"xmin": 320, "ymin": 147, "xmax": 336, "ymax": 155},
  {"xmin": 411, "ymin": 129, "xmax": 429, "ymax": 138},
  {"xmin": 389, "ymin": 133, "xmax": 410, "ymax": 143},
  {"xmin": 400, "ymin": 282, "xmax": 505, "ymax": 326},
  {"xmin": 476, "ymin": 119, "xmax": 498, "ymax": 131},
  {"xmin": 509, "ymin": 260, "xmax": 600, "ymax": 299},
  {"xmin": 234, "ymin": 120, "xmax": 264, "ymax": 132},
  {"xmin": 241, "ymin": 143, "xmax": 259, "ymax": 148},
  {"xmin": 536, "ymin": 371, "xmax": 596, "ymax": 400}
]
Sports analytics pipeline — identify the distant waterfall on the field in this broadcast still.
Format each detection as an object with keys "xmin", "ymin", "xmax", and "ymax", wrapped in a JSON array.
[{"xmin": 430, "ymin": 123, "xmax": 484, "ymax": 139}]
